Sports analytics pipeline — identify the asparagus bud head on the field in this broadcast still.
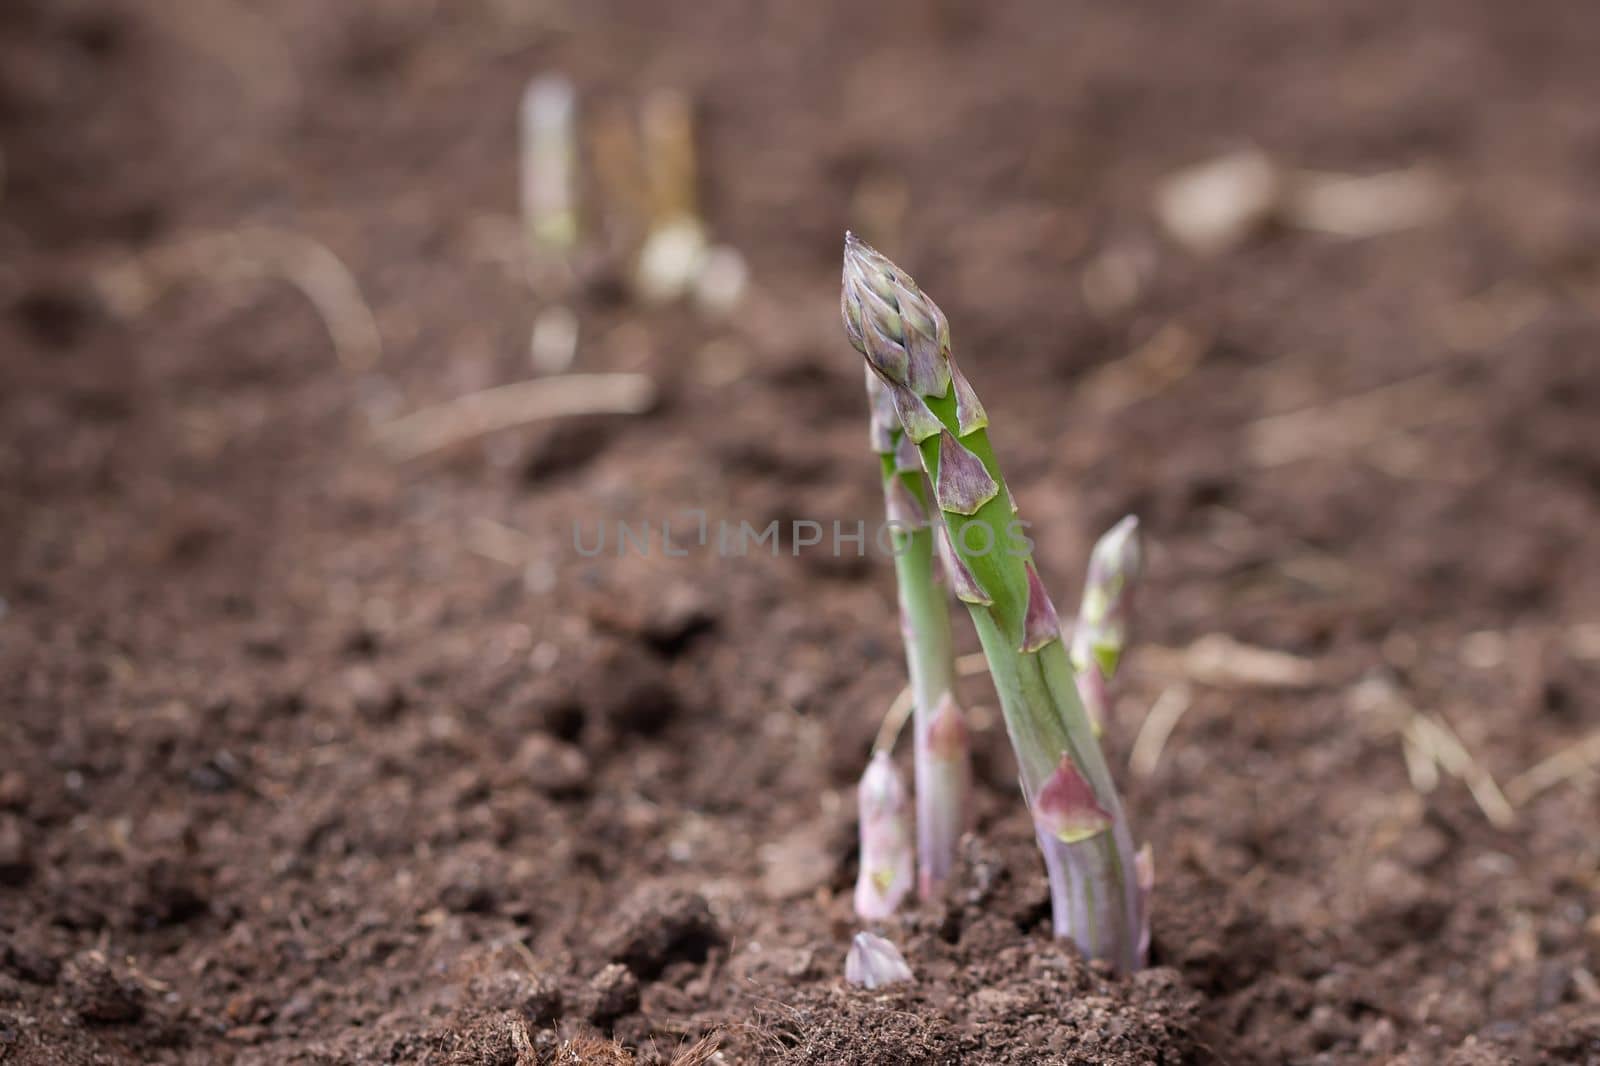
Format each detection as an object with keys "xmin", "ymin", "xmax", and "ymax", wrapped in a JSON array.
[
  {"xmin": 842, "ymin": 234, "xmax": 951, "ymax": 396},
  {"xmin": 842, "ymin": 234, "xmax": 952, "ymax": 441},
  {"xmin": 854, "ymin": 752, "xmax": 914, "ymax": 919},
  {"xmin": 844, "ymin": 931, "xmax": 914, "ymax": 989}
]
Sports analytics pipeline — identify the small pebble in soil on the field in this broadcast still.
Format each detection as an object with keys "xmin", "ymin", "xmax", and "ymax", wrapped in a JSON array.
[{"xmin": 586, "ymin": 964, "xmax": 639, "ymax": 1024}]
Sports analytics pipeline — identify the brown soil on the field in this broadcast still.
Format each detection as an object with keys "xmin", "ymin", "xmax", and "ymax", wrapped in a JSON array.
[{"xmin": 4, "ymin": 0, "xmax": 1600, "ymax": 1062}]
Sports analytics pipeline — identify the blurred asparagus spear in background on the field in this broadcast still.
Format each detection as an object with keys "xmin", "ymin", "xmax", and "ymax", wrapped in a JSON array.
[
  {"xmin": 635, "ymin": 88, "xmax": 708, "ymax": 304},
  {"xmin": 632, "ymin": 88, "xmax": 748, "ymax": 313},
  {"xmin": 866, "ymin": 370, "xmax": 971, "ymax": 900},
  {"xmin": 841, "ymin": 234, "xmax": 1148, "ymax": 971},
  {"xmin": 520, "ymin": 76, "xmax": 580, "ymax": 259},
  {"xmin": 853, "ymin": 751, "xmax": 914, "ymax": 920},
  {"xmin": 1071, "ymin": 515, "xmax": 1142, "ymax": 732}
]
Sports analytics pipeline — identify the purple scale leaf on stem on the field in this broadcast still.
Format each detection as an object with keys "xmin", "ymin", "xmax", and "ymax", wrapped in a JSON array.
[
  {"xmin": 935, "ymin": 521, "xmax": 991, "ymax": 605},
  {"xmin": 887, "ymin": 380, "xmax": 944, "ymax": 443},
  {"xmin": 864, "ymin": 368, "xmax": 899, "ymax": 455},
  {"xmin": 934, "ymin": 431, "xmax": 999, "ymax": 515},
  {"xmin": 1033, "ymin": 754, "xmax": 1113, "ymax": 844},
  {"xmin": 950, "ymin": 365, "xmax": 988, "ymax": 434},
  {"xmin": 884, "ymin": 476, "xmax": 928, "ymax": 530},
  {"xmin": 1021, "ymin": 561, "xmax": 1063, "ymax": 653},
  {"xmin": 893, "ymin": 432, "xmax": 921, "ymax": 474}
]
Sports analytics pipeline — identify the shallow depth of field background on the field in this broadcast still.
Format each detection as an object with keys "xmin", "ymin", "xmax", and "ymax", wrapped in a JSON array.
[{"xmin": 2, "ymin": 1, "xmax": 1599, "ymax": 1063}]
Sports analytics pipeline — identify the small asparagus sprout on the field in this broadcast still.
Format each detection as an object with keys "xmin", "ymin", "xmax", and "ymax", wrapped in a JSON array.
[
  {"xmin": 844, "ymin": 931, "xmax": 914, "ymax": 989},
  {"xmin": 1071, "ymin": 516, "xmax": 1142, "ymax": 732},
  {"xmin": 854, "ymin": 752, "xmax": 914, "ymax": 920},
  {"xmin": 1135, "ymin": 842, "xmax": 1155, "ymax": 960},
  {"xmin": 842, "ymin": 234, "xmax": 1148, "ymax": 971},
  {"xmin": 866, "ymin": 369, "xmax": 971, "ymax": 900},
  {"xmin": 635, "ymin": 89, "xmax": 709, "ymax": 304},
  {"xmin": 520, "ymin": 76, "xmax": 580, "ymax": 258}
]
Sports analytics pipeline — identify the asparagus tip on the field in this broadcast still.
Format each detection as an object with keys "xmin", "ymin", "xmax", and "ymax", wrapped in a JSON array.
[
  {"xmin": 844, "ymin": 931, "xmax": 914, "ymax": 989},
  {"xmin": 1072, "ymin": 514, "xmax": 1143, "ymax": 679},
  {"xmin": 840, "ymin": 234, "xmax": 953, "ymax": 401}
]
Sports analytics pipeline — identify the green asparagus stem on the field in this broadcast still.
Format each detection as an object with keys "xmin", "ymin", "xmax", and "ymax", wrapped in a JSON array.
[
  {"xmin": 841, "ymin": 233, "xmax": 1148, "ymax": 971},
  {"xmin": 1072, "ymin": 515, "xmax": 1142, "ymax": 732},
  {"xmin": 866, "ymin": 369, "xmax": 971, "ymax": 900}
]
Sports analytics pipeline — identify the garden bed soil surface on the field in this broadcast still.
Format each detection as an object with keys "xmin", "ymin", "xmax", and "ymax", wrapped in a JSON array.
[{"xmin": 4, "ymin": 0, "xmax": 1600, "ymax": 1062}]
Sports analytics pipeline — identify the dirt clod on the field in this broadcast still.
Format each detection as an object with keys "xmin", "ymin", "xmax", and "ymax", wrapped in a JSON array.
[
  {"xmin": 602, "ymin": 889, "xmax": 722, "ymax": 979},
  {"xmin": 466, "ymin": 969, "xmax": 563, "ymax": 1026},
  {"xmin": 587, "ymin": 963, "xmax": 641, "ymax": 1025}
]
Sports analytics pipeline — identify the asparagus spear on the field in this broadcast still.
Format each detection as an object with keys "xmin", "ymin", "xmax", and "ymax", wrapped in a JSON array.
[
  {"xmin": 1071, "ymin": 515, "xmax": 1142, "ymax": 732},
  {"xmin": 866, "ymin": 369, "xmax": 972, "ymax": 900},
  {"xmin": 841, "ymin": 234, "xmax": 1147, "ymax": 971},
  {"xmin": 519, "ymin": 76, "xmax": 580, "ymax": 258},
  {"xmin": 854, "ymin": 751, "xmax": 914, "ymax": 920}
]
